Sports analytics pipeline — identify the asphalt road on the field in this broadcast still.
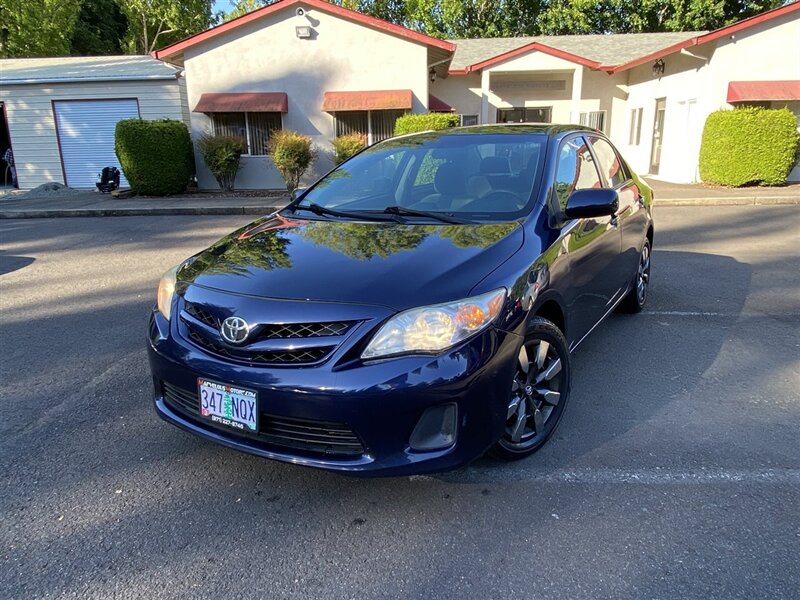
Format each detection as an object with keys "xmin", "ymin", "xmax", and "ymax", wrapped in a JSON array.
[{"xmin": 1, "ymin": 206, "xmax": 799, "ymax": 599}]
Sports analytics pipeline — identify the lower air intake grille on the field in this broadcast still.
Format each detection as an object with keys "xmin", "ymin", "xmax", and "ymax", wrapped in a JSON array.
[{"xmin": 161, "ymin": 381, "xmax": 364, "ymax": 457}]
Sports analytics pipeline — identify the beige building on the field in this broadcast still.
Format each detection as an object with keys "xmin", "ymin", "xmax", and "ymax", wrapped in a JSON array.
[
  {"xmin": 0, "ymin": 56, "xmax": 188, "ymax": 190},
  {"xmin": 154, "ymin": 0, "xmax": 799, "ymax": 189}
]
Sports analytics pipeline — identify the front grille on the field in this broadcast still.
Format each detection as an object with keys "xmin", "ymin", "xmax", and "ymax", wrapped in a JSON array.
[
  {"xmin": 161, "ymin": 381, "xmax": 364, "ymax": 457},
  {"xmin": 180, "ymin": 300, "xmax": 355, "ymax": 366},
  {"xmin": 260, "ymin": 321, "xmax": 351, "ymax": 339},
  {"xmin": 186, "ymin": 329, "xmax": 332, "ymax": 364},
  {"xmin": 183, "ymin": 301, "xmax": 353, "ymax": 340}
]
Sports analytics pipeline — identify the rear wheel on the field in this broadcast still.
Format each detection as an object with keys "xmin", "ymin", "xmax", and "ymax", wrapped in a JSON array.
[
  {"xmin": 489, "ymin": 317, "xmax": 571, "ymax": 461},
  {"xmin": 619, "ymin": 238, "xmax": 651, "ymax": 313}
]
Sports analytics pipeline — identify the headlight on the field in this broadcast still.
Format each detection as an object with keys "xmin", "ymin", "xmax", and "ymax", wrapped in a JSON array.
[
  {"xmin": 362, "ymin": 289, "xmax": 506, "ymax": 359},
  {"xmin": 156, "ymin": 264, "xmax": 180, "ymax": 320}
]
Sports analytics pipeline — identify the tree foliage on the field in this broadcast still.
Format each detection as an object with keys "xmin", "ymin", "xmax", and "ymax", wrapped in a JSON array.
[
  {"xmin": 0, "ymin": 0, "xmax": 82, "ymax": 57},
  {"xmin": 117, "ymin": 0, "xmax": 215, "ymax": 54},
  {"xmin": 70, "ymin": 0, "xmax": 129, "ymax": 55}
]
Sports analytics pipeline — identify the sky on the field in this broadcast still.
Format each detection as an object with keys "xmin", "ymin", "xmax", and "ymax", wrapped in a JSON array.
[{"xmin": 213, "ymin": 0, "xmax": 237, "ymax": 15}]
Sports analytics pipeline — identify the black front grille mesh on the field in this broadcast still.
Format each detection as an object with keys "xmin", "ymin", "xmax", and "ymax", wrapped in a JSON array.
[
  {"xmin": 181, "ymin": 301, "xmax": 354, "ymax": 366},
  {"xmin": 187, "ymin": 329, "xmax": 332, "ymax": 364},
  {"xmin": 161, "ymin": 381, "xmax": 364, "ymax": 457}
]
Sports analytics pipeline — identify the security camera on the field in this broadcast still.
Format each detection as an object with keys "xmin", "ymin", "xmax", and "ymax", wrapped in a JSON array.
[{"xmin": 296, "ymin": 7, "xmax": 305, "ymax": 17}]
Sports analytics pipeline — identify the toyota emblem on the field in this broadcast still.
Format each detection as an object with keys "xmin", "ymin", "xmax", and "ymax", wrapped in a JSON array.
[{"xmin": 220, "ymin": 316, "xmax": 250, "ymax": 344}]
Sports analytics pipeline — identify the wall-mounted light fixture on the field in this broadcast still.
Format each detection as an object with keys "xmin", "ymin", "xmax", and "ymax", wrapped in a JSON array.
[
  {"xmin": 652, "ymin": 59, "xmax": 665, "ymax": 77},
  {"xmin": 429, "ymin": 68, "xmax": 437, "ymax": 83},
  {"xmin": 296, "ymin": 25, "xmax": 312, "ymax": 38}
]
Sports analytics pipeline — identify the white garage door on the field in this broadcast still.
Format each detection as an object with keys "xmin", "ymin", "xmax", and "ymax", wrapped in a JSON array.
[{"xmin": 53, "ymin": 99, "xmax": 140, "ymax": 188}]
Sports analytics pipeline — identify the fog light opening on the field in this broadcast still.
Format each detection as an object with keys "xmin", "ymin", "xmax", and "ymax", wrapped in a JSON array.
[{"xmin": 409, "ymin": 403, "xmax": 458, "ymax": 452}]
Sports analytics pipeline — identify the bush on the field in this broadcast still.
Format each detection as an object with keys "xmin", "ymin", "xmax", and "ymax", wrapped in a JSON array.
[
  {"xmin": 394, "ymin": 113, "xmax": 460, "ymax": 136},
  {"xmin": 268, "ymin": 129, "xmax": 316, "ymax": 192},
  {"xmin": 115, "ymin": 119, "xmax": 193, "ymax": 195},
  {"xmin": 699, "ymin": 107, "xmax": 799, "ymax": 186},
  {"xmin": 331, "ymin": 133, "xmax": 367, "ymax": 165},
  {"xmin": 198, "ymin": 134, "xmax": 245, "ymax": 192}
]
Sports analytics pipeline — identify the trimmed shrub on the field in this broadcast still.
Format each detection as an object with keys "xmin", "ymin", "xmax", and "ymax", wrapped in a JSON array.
[
  {"xmin": 394, "ymin": 112, "xmax": 461, "ymax": 136},
  {"xmin": 115, "ymin": 119, "xmax": 193, "ymax": 195},
  {"xmin": 699, "ymin": 107, "xmax": 799, "ymax": 186},
  {"xmin": 268, "ymin": 129, "xmax": 316, "ymax": 192},
  {"xmin": 198, "ymin": 134, "xmax": 245, "ymax": 192},
  {"xmin": 331, "ymin": 133, "xmax": 367, "ymax": 164}
]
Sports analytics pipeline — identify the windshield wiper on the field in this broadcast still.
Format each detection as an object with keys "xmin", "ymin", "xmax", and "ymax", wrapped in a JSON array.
[
  {"xmin": 291, "ymin": 203, "xmax": 402, "ymax": 223},
  {"xmin": 381, "ymin": 206, "xmax": 471, "ymax": 224}
]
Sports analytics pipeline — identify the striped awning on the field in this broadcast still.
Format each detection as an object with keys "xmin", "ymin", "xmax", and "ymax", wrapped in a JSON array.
[
  {"xmin": 322, "ymin": 89, "xmax": 413, "ymax": 112},
  {"xmin": 193, "ymin": 92, "xmax": 288, "ymax": 113}
]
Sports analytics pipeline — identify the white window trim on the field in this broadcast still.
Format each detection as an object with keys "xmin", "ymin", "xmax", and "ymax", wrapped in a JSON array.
[{"xmin": 579, "ymin": 110, "xmax": 607, "ymax": 133}]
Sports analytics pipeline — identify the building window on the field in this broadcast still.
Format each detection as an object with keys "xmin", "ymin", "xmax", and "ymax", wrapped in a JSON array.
[
  {"xmin": 334, "ymin": 109, "xmax": 405, "ymax": 144},
  {"xmin": 579, "ymin": 110, "xmax": 606, "ymax": 132},
  {"xmin": 497, "ymin": 107, "xmax": 552, "ymax": 123},
  {"xmin": 628, "ymin": 108, "xmax": 643, "ymax": 145},
  {"xmin": 210, "ymin": 112, "xmax": 282, "ymax": 156},
  {"xmin": 460, "ymin": 114, "xmax": 479, "ymax": 126}
]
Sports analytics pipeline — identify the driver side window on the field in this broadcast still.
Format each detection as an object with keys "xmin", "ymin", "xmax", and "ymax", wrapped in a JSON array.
[{"xmin": 554, "ymin": 136, "xmax": 603, "ymax": 212}]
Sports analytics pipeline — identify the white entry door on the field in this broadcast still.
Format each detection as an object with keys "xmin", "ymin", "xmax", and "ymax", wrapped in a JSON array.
[{"xmin": 53, "ymin": 99, "xmax": 139, "ymax": 188}]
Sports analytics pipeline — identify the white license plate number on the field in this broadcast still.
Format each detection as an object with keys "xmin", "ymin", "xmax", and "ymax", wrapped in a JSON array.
[{"xmin": 198, "ymin": 378, "xmax": 258, "ymax": 432}]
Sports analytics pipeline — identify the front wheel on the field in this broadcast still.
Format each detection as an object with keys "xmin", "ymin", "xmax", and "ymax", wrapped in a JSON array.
[{"xmin": 489, "ymin": 317, "xmax": 571, "ymax": 461}]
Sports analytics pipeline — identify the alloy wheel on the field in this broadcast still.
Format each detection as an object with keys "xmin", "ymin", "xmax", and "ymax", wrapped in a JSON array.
[
  {"xmin": 636, "ymin": 242, "xmax": 651, "ymax": 305},
  {"xmin": 501, "ymin": 339, "xmax": 565, "ymax": 451}
]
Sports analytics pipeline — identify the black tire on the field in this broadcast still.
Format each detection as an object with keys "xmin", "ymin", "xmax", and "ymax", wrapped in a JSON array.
[
  {"xmin": 619, "ymin": 237, "xmax": 651, "ymax": 314},
  {"xmin": 489, "ymin": 317, "xmax": 571, "ymax": 461}
]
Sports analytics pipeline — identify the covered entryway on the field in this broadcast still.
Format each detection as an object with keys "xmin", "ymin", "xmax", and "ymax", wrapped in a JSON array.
[
  {"xmin": 0, "ymin": 103, "xmax": 16, "ymax": 188},
  {"xmin": 53, "ymin": 99, "xmax": 140, "ymax": 188}
]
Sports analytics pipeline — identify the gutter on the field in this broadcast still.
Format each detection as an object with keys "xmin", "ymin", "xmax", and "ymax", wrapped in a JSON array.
[{"xmin": 1, "ymin": 74, "xmax": 182, "ymax": 86}]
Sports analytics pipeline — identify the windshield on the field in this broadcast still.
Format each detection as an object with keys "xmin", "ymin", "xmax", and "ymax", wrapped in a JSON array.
[{"xmin": 298, "ymin": 132, "xmax": 547, "ymax": 221}]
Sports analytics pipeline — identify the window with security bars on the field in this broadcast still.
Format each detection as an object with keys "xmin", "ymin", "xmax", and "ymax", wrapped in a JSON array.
[
  {"xmin": 460, "ymin": 114, "xmax": 479, "ymax": 126},
  {"xmin": 334, "ymin": 110, "xmax": 406, "ymax": 144},
  {"xmin": 210, "ymin": 112, "xmax": 282, "ymax": 156},
  {"xmin": 579, "ymin": 110, "xmax": 606, "ymax": 133}
]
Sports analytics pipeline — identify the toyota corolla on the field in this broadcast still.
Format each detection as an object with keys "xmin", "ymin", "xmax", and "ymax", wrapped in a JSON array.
[{"xmin": 147, "ymin": 124, "xmax": 653, "ymax": 476}]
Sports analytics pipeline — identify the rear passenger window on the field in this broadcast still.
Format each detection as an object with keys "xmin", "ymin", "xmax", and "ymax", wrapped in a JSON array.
[
  {"xmin": 590, "ymin": 137, "xmax": 627, "ymax": 187},
  {"xmin": 554, "ymin": 136, "xmax": 603, "ymax": 211}
]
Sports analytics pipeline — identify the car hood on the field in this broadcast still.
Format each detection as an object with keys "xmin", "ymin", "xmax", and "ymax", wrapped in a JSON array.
[{"xmin": 178, "ymin": 215, "xmax": 524, "ymax": 311}]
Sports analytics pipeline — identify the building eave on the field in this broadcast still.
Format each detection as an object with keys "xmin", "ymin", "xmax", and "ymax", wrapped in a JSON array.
[{"xmin": 154, "ymin": 0, "xmax": 455, "ymax": 62}]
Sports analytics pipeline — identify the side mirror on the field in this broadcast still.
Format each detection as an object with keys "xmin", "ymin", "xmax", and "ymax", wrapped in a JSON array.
[
  {"xmin": 291, "ymin": 188, "xmax": 307, "ymax": 201},
  {"xmin": 564, "ymin": 188, "xmax": 619, "ymax": 219}
]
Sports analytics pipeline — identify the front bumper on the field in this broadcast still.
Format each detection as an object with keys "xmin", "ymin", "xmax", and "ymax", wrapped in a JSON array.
[{"xmin": 147, "ymin": 310, "xmax": 521, "ymax": 477}]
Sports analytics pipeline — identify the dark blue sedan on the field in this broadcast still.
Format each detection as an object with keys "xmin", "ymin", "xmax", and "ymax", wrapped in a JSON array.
[{"xmin": 147, "ymin": 124, "xmax": 653, "ymax": 476}]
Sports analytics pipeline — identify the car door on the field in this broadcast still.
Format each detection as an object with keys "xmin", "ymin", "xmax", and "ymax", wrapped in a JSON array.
[
  {"xmin": 588, "ymin": 136, "xmax": 648, "ymax": 290},
  {"xmin": 551, "ymin": 135, "xmax": 622, "ymax": 341}
]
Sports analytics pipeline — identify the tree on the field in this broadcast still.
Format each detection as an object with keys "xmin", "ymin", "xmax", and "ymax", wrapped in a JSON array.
[
  {"xmin": 70, "ymin": 0, "xmax": 129, "ymax": 55},
  {"xmin": 0, "ymin": 0, "xmax": 82, "ymax": 57},
  {"xmin": 536, "ymin": 0, "xmax": 784, "ymax": 35},
  {"xmin": 223, "ymin": 0, "xmax": 271, "ymax": 21},
  {"xmin": 117, "ymin": 0, "xmax": 215, "ymax": 54}
]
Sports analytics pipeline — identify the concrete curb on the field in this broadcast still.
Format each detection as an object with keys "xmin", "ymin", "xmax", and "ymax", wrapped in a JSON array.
[
  {"xmin": 1, "ymin": 198, "xmax": 797, "ymax": 218},
  {"xmin": 655, "ymin": 197, "xmax": 799, "ymax": 206},
  {"xmin": 0, "ymin": 206, "xmax": 280, "ymax": 219}
]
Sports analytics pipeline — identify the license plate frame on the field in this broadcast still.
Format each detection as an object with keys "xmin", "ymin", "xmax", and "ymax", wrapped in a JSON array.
[{"xmin": 197, "ymin": 378, "xmax": 258, "ymax": 433}]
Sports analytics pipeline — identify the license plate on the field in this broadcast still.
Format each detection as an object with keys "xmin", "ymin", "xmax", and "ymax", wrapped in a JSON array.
[{"xmin": 198, "ymin": 378, "xmax": 258, "ymax": 432}]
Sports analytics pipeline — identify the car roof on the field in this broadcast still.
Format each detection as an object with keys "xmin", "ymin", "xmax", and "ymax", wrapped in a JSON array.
[{"xmin": 393, "ymin": 123, "xmax": 601, "ymax": 142}]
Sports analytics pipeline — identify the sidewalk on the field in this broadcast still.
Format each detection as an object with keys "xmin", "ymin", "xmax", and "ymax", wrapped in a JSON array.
[
  {"xmin": 0, "ymin": 190, "xmax": 288, "ymax": 219},
  {"xmin": 0, "ymin": 179, "xmax": 797, "ymax": 219},
  {"xmin": 645, "ymin": 178, "xmax": 800, "ymax": 205}
]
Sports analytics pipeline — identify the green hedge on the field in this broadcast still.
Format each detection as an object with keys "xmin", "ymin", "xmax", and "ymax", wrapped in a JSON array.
[
  {"xmin": 394, "ymin": 112, "xmax": 460, "ymax": 136},
  {"xmin": 115, "ymin": 119, "xmax": 194, "ymax": 195},
  {"xmin": 699, "ymin": 107, "xmax": 799, "ymax": 186}
]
